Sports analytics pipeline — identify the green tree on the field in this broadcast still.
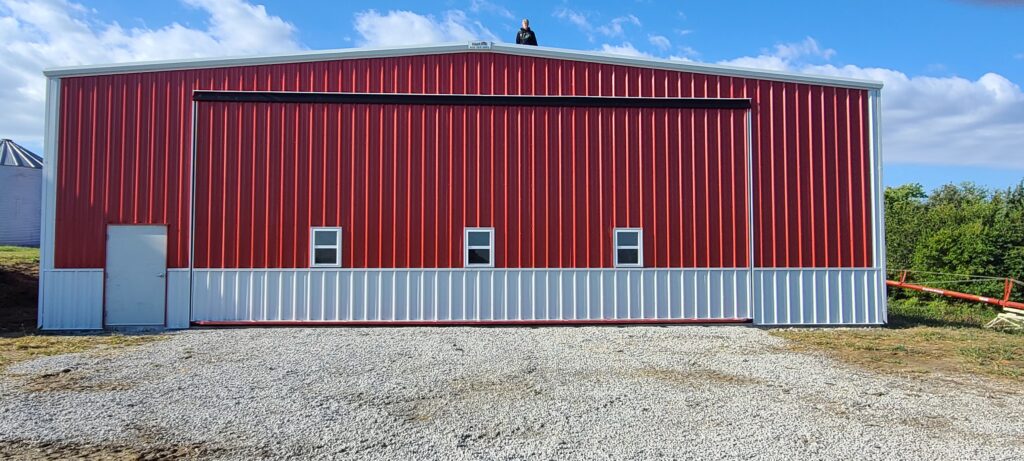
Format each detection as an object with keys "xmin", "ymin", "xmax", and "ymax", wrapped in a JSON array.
[
  {"xmin": 884, "ymin": 183, "xmax": 927, "ymax": 272},
  {"xmin": 885, "ymin": 180, "xmax": 1024, "ymax": 300}
]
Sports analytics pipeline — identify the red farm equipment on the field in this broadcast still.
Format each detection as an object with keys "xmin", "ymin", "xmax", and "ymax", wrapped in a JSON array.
[{"xmin": 887, "ymin": 271, "xmax": 1024, "ymax": 330}]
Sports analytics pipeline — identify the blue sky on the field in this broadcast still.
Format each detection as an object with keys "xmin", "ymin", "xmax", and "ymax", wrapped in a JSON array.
[{"xmin": 1, "ymin": 0, "xmax": 1022, "ymax": 191}]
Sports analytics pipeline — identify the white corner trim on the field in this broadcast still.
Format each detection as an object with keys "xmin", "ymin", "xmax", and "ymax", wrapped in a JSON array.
[
  {"xmin": 869, "ymin": 89, "xmax": 888, "ymax": 322},
  {"xmin": 42, "ymin": 42, "xmax": 883, "ymax": 90},
  {"xmin": 37, "ymin": 77, "xmax": 61, "ymax": 329},
  {"xmin": 745, "ymin": 108, "xmax": 757, "ymax": 323}
]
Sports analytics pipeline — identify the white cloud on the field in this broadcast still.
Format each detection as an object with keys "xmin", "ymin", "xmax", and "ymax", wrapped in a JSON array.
[
  {"xmin": 0, "ymin": 0, "xmax": 301, "ymax": 151},
  {"xmin": 668, "ymin": 46, "xmax": 700, "ymax": 62},
  {"xmin": 353, "ymin": 9, "xmax": 498, "ymax": 47},
  {"xmin": 470, "ymin": 0, "xmax": 513, "ymax": 19},
  {"xmin": 553, "ymin": 7, "xmax": 590, "ymax": 29},
  {"xmin": 774, "ymin": 37, "xmax": 835, "ymax": 61},
  {"xmin": 601, "ymin": 41, "xmax": 697, "ymax": 62},
  {"xmin": 553, "ymin": 8, "xmax": 641, "ymax": 41},
  {"xmin": 598, "ymin": 42, "xmax": 652, "ymax": 58},
  {"xmin": 182, "ymin": 0, "xmax": 297, "ymax": 56},
  {"xmin": 596, "ymin": 14, "xmax": 640, "ymax": 38},
  {"xmin": 648, "ymin": 34, "xmax": 671, "ymax": 51},
  {"xmin": 720, "ymin": 37, "xmax": 834, "ymax": 71},
  {"xmin": 719, "ymin": 38, "xmax": 1024, "ymax": 168}
]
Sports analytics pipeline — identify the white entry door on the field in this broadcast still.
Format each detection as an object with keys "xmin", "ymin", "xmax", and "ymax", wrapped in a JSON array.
[{"xmin": 105, "ymin": 225, "xmax": 167, "ymax": 326}]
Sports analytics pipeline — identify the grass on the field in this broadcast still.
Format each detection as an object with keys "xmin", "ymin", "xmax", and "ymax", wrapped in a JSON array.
[
  {"xmin": 0, "ymin": 246, "xmax": 162, "ymax": 370},
  {"xmin": 773, "ymin": 297, "xmax": 1024, "ymax": 381},
  {"xmin": 0, "ymin": 245, "xmax": 40, "ymax": 266}
]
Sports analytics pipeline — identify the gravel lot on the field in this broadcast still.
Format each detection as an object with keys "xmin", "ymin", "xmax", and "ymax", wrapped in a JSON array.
[{"xmin": 1, "ymin": 326, "xmax": 1022, "ymax": 460}]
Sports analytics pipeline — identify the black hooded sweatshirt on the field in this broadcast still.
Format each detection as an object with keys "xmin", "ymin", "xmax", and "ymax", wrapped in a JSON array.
[{"xmin": 516, "ymin": 27, "xmax": 538, "ymax": 46}]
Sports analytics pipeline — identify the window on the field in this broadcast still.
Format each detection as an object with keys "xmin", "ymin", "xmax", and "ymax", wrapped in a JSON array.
[
  {"xmin": 613, "ymin": 228, "xmax": 643, "ymax": 267},
  {"xmin": 464, "ymin": 228, "xmax": 495, "ymax": 267},
  {"xmin": 310, "ymin": 227, "xmax": 342, "ymax": 267}
]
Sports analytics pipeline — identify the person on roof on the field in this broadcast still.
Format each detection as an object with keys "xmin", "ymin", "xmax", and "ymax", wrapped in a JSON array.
[{"xmin": 516, "ymin": 19, "xmax": 538, "ymax": 46}]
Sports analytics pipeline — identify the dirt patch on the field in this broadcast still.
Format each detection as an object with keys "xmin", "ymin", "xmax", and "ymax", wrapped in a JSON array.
[
  {"xmin": 12, "ymin": 367, "xmax": 138, "ymax": 393},
  {"xmin": 0, "ymin": 334, "xmax": 163, "ymax": 371},
  {"xmin": 0, "ymin": 246, "xmax": 39, "ymax": 334},
  {"xmin": 773, "ymin": 327, "xmax": 1024, "ymax": 383},
  {"xmin": 0, "ymin": 438, "xmax": 232, "ymax": 461},
  {"xmin": 395, "ymin": 373, "xmax": 543, "ymax": 424},
  {"xmin": 637, "ymin": 367, "xmax": 763, "ymax": 386}
]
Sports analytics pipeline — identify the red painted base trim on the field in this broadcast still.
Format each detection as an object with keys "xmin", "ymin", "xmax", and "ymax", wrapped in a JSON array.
[{"xmin": 192, "ymin": 318, "xmax": 753, "ymax": 327}]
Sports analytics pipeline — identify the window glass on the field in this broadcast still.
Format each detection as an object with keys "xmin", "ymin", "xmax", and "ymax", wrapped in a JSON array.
[
  {"xmin": 617, "ymin": 231, "xmax": 638, "ymax": 247},
  {"xmin": 467, "ymin": 231, "xmax": 491, "ymax": 247},
  {"xmin": 314, "ymin": 248, "xmax": 338, "ymax": 265},
  {"xmin": 617, "ymin": 249, "xmax": 639, "ymax": 265},
  {"xmin": 314, "ymin": 230, "xmax": 337, "ymax": 246},
  {"xmin": 468, "ymin": 249, "xmax": 490, "ymax": 265}
]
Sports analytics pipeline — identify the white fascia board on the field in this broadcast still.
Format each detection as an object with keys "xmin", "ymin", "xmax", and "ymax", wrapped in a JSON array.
[
  {"xmin": 43, "ymin": 42, "xmax": 883, "ymax": 91},
  {"xmin": 42, "ymin": 43, "xmax": 472, "ymax": 78}
]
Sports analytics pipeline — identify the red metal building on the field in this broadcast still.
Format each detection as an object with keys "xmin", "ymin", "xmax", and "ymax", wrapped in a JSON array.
[{"xmin": 38, "ymin": 42, "xmax": 885, "ymax": 329}]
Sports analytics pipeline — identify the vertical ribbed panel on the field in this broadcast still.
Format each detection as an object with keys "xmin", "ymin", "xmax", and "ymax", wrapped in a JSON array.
[
  {"xmin": 751, "ymin": 85, "xmax": 872, "ymax": 268},
  {"xmin": 39, "ymin": 269, "xmax": 103, "ymax": 329},
  {"xmin": 194, "ymin": 103, "xmax": 748, "ymax": 269},
  {"xmin": 190, "ymin": 269, "xmax": 750, "ymax": 322},
  {"xmin": 752, "ymin": 269, "xmax": 882, "ymax": 325},
  {"xmin": 166, "ymin": 269, "xmax": 191, "ymax": 329},
  {"xmin": 56, "ymin": 73, "xmax": 192, "ymax": 267},
  {"xmin": 54, "ymin": 52, "xmax": 873, "ymax": 270},
  {"xmin": 0, "ymin": 167, "xmax": 41, "ymax": 246}
]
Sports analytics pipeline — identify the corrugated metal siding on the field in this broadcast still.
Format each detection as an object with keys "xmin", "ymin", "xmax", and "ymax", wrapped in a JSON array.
[
  {"xmin": 166, "ymin": 269, "xmax": 190, "ymax": 329},
  {"xmin": 55, "ymin": 73, "xmax": 193, "ymax": 267},
  {"xmin": 194, "ymin": 102, "xmax": 747, "ymax": 268},
  {"xmin": 0, "ymin": 167, "xmax": 41, "ymax": 246},
  {"xmin": 190, "ymin": 268, "xmax": 750, "ymax": 322},
  {"xmin": 752, "ymin": 85, "xmax": 872, "ymax": 268},
  {"xmin": 38, "ymin": 269, "xmax": 103, "ymax": 329},
  {"xmin": 752, "ymin": 269, "xmax": 882, "ymax": 325},
  {"xmin": 54, "ymin": 52, "xmax": 873, "ymax": 270}
]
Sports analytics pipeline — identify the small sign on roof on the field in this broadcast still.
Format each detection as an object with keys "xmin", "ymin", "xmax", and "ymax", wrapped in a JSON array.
[{"xmin": 468, "ymin": 41, "xmax": 492, "ymax": 50}]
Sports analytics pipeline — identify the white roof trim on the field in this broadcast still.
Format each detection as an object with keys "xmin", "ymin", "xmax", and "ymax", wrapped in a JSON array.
[{"xmin": 42, "ymin": 41, "xmax": 883, "ymax": 90}]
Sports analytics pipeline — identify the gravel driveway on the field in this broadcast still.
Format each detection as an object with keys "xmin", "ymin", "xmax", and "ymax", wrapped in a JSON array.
[{"xmin": 1, "ymin": 326, "xmax": 1021, "ymax": 460}]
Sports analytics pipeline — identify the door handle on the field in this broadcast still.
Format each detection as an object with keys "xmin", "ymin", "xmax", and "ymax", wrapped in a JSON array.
[{"xmin": 157, "ymin": 273, "xmax": 166, "ymax": 278}]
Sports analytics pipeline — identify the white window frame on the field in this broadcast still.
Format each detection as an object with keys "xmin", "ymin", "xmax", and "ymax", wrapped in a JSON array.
[
  {"xmin": 613, "ymin": 228, "xmax": 643, "ymax": 268},
  {"xmin": 310, "ymin": 227, "xmax": 343, "ymax": 268},
  {"xmin": 464, "ymin": 227, "xmax": 495, "ymax": 268}
]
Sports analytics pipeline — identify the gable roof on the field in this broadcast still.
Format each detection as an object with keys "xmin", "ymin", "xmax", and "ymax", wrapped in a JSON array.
[
  {"xmin": 0, "ymin": 139, "xmax": 43, "ymax": 169},
  {"xmin": 42, "ymin": 42, "xmax": 882, "ymax": 91}
]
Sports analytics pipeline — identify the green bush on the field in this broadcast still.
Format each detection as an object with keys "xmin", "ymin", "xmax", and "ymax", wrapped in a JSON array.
[{"xmin": 886, "ymin": 180, "xmax": 1024, "ymax": 303}]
